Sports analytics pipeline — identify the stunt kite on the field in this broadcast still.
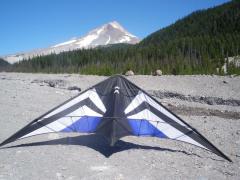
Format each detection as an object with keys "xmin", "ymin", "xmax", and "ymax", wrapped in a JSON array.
[{"xmin": 0, "ymin": 75, "xmax": 231, "ymax": 162}]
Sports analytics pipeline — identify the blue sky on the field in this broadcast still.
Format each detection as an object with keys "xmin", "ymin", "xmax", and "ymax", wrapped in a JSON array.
[{"xmin": 0, "ymin": 0, "xmax": 229, "ymax": 55}]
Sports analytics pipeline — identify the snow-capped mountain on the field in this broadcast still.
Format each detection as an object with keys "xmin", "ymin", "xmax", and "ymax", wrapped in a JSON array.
[{"xmin": 2, "ymin": 21, "xmax": 140, "ymax": 64}]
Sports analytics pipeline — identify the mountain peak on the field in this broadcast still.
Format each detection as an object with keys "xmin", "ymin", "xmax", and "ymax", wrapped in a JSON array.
[
  {"xmin": 108, "ymin": 21, "xmax": 124, "ymax": 30},
  {"xmin": 106, "ymin": 21, "xmax": 136, "ymax": 38},
  {"xmin": 71, "ymin": 21, "xmax": 140, "ymax": 48}
]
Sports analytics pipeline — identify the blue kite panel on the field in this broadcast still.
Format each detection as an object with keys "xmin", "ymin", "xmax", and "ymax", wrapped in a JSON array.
[
  {"xmin": 61, "ymin": 116, "xmax": 101, "ymax": 133},
  {"xmin": 128, "ymin": 119, "xmax": 167, "ymax": 138}
]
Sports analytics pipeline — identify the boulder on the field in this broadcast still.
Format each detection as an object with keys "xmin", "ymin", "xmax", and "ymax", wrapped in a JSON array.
[
  {"xmin": 67, "ymin": 86, "xmax": 81, "ymax": 92},
  {"xmin": 125, "ymin": 70, "xmax": 134, "ymax": 76},
  {"xmin": 155, "ymin": 69, "xmax": 163, "ymax": 76}
]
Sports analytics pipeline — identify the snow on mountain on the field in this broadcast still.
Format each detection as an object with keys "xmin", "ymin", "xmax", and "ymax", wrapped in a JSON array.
[
  {"xmin": 53, "ymin": 39, "xmax": 77, "ymax": 47},
  {"xmin": 2, "ymin": 21, "xmax": 140, "ymax": 64}
]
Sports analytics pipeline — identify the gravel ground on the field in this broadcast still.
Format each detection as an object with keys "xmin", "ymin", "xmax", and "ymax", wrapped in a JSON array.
[{"xmin": 0, "ymin": 72, "xmax": 239, "ymax": 180}]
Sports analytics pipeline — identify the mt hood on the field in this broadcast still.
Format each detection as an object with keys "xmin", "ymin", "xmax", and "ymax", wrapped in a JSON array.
[{"xmin": 3, "ymin": 21, "xmax": 140, "ymax": 64}]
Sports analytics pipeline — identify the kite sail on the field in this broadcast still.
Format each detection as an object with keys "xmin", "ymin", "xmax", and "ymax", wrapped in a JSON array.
[{"xmin": 0, "ymin": 75, "xmax": 231, "ymax": 162}]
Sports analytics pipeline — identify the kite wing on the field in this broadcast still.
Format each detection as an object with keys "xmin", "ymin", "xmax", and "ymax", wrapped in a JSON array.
[
  {"xmin": 0, "ymin": 88, "xmax": 106, "ymax": 147},
  {"xmin": 124, "ymin": 89, "xmax": 231, "ymax": 162}
]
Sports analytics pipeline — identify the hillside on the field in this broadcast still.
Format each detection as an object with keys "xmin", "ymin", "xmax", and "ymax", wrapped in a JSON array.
[
  {"xmin": 138, "ymin": 0, "xmax": 240, "ymax": 74},
  {"xmin": 0, "ymin": 58, "xmax": 10, "ymax": 71},
  {"xmin": 9, "ymin": 1, "xmax": 240, "ymax": 75},
  {"xmin": 141, "ymin": 1, "xmax": 240, "ymax": 46}
]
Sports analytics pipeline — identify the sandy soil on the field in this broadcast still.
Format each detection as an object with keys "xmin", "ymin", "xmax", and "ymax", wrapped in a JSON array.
[{"xmin": 0, "ymin": 72, "xmax": 239, "ymax": 180}]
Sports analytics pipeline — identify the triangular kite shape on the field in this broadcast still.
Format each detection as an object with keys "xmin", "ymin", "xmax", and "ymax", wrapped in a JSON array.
[{"xmin": 0, "ymin": 75, "xmax": 231, "ymax": 162}]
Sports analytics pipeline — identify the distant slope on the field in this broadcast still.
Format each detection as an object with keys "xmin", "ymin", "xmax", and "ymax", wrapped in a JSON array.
[
  {"xmin": 9, "ymin": 1, "xmax": 240, "ymax": 75},
  {"xmin": 140, "ymin": 1, "xmax": 240, "ymax": 47},
  {"xmin": 0, "ymin": 58, "xmax": 10, "ymax": 67},
  {"xmin": 0, "ymin": 58, "xmax": 10, "ymax": 71},
  {"xmin": 137, "ymin": 0, "xmax": 240, "ymax": 74}
]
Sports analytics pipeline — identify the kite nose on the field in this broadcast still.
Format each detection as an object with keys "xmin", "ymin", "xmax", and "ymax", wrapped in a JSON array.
[{"xmin": 114, "ymin": 86, "xmax": 120, "ymax": 94}]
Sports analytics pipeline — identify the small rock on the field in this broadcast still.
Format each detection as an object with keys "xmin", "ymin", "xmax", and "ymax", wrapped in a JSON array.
[
  {"xmin": 61, "ymin": 167, "xmax": 67, "ymax": 171},
  {"xmin": 64, "ymin": 75, "xmax": 71, "ymax": 78},
  {"xmin": 55, "ymin": 91, "xmax": 65, "ymax": 95},
  {"xmin": 16, "ymin": 150, "xmax": 21, "ymax": 154},
  {"xmin": 56, "ymin": 172, "xmax": 64, "ymax": 180},
  {"xmin": 90, "ymin": 166, "xmax": 109, "ymax": 172},
  {"xmin": 125, "ymin": 70, "xmax": 134, "ymax": 76},
  {"xmin": 31, "ymin": 79, "xmax": 66, "ymax": 88},
  {"xmin": 223, "ymin": 80, "xmax": 227, "ymax": 84},
  {"xmin": 155, "ymin": 69, "xmax": 163, "ymax": 76},
  {"xmin": 167, "ymin": 103, "xmax": 173, "ymax": 107},
  {"xmin": 114, "ymin": 173, "xmax": 124, "ymax": 180},
  {"xmin": 230, "ymin": 74, "xmax": 237, "ymax": 78},
  {"xmin": 67, "ymin": 86, "xmax": 81, "ymax": 92}
]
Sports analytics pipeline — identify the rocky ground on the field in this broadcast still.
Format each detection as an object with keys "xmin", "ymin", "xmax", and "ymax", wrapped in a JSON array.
[{"xmin": 0, "ymin": 72, "xmax": 239, "ymax": 180}]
